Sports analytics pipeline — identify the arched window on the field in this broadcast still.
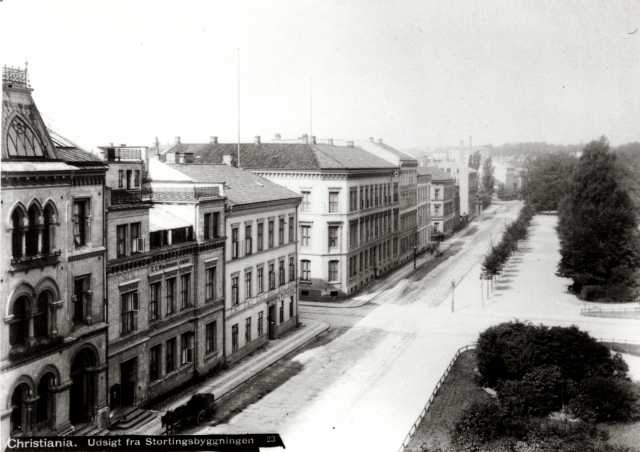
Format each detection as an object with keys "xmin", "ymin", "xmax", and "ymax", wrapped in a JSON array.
[
  {"xmin": 11, "ymin": 207, "xmax": 26, "ymax": 259},
  {"xmin": 10, "ymin": 383, "xmax": 30, "ymax": 434},
  {"xmin": 34, "ymin": 292, "xmax": 50, "ymax": 339},
  {"xmin": 9, "ymin": 296, "xmax": 29, "ymax": 346},
  {"xmin": 43, "ymin": 203, "xmax": 57, "ymax": 255},
  {"xmin": 6, "ymin": 116, "xmax": 46, "ymax": 158},
  {"xmin": 26, "ymin": 204, "xmax": 41, "ymax": 257},
  {"xmin": 36, "ymin": 374, "xmax": 56, "ymax": 427}
]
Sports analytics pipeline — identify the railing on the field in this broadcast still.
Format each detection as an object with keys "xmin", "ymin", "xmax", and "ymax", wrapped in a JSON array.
[
  {"xmin": 107, "ymin": 147, "xmax": 142, "ymax": 161},
  {"xmin": 194, "ymin": 186, "xmax": 220, "ymax": 198},
  {"xmin": 110, "ymin": 188, "xmax": 151, "ymax": 205},
  {"xmin": 397, "ymin": 343, "xmax": 476, "ymax": 452},
  {"xmin": 580, "ymin": 305, "xmax": 640, "ymax": 318}
]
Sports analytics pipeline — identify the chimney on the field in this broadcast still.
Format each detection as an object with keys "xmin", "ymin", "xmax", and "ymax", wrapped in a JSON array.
[
  {"xmin": 120, "ymin": 143, "xmax": 126, "ymax": 147},
  {"xmin": 175, "ymin": 136, "xmax": 181, "ymax": 145},
  {"xmin": 254, "ymin": 135, "xmax": 261, "ymax": 144},
  {"xmin": 222, "ymin": 154, "xmax": 233, "ymax": 166},
  {"xmin": 377, "ymin": 138, "xmax": 383, "ymax": 144},
  {"xmin": 369, "ymin": 137, "xmax": 375, "ymax": 143},
  {"xmin": 274, "ymin": 133, "xmax": 282, "ymax": 141},
  {"xmin": 300, "ymin": 134, "xmax": 309, "ymax": 144},
  {"xmin": 311, "ymin": 136, "xmax": 317, "ymax": 145},
  {"xmin": 347, "ymin": 140, "xmax": 354, "ymax": 148},
  {"xmin": 210, "ymin": 136, "xmax": 218, "ymax": 144},
  {"xmin": 327, "ymin": 138, "xmax": 334, "ymax": 146}
]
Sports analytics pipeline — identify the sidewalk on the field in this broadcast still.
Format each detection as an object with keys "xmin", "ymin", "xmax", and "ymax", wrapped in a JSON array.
[
  {"xmin": 299, "ymin": 208, "xmax": 502, "ymax": 310},
  {"xmin": 122, "ymin": 318, "xmax": 330, "ymax": 435}
]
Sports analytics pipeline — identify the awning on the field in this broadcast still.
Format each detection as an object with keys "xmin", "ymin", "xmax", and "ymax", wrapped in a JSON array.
[{"xmin": 149, "ymin": 204, "xmax": 194, "ymax": 232}]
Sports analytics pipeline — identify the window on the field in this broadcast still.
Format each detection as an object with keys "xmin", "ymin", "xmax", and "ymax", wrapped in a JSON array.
[
  {"xmin": 245, "ymin": 270, "xmax": 252, "ymax": 299},
  {"xmin": 301, "ymin": 191, "xmax": 311, "ymax": 211},
  {"xmin": 180, "ymin": 273, "xmax": 191, "ymax": 309},
  {"xmin": 289, "ymin": 256, "xmax": 295, "ymax": 282},
  {"xmin": 289, "ymin": 296, "xmax": 294, "ymax": 318},
  {"xmin": 126, "ymin": 170, "xmax": 132, "ymax": 189},
  {"xmin": 245, "ymin": 317, "xmax": 252, "ymax": 343},
  {"xmin": 278, "ymin": 218, "xmax": 285, "ymax": 245},
  {"xmin": 301, "ymin": 225, "xmax": 311, "ymax": 247},
  {"xmin": 231, "ymin": 275, "xmax": 239, "ymax": 305},
  {"xmin": 231, "ymin": 324, "xmax": 239, "ymax": 353},
  {"xmin": 134, "ymin": 170, "xmax": 141, "ymax": 187},
  {"xmin": 257, "ymin": 222, "xmax": 264, "ymax": 251},
  {"xmin": 130, "ymin": 222, "xmax": 142, "ymax": 254},
  {"xmin": 73, "ymin": 275, "xmax": 91, "ymax": 325},
  {"xmin": 301, "ymin": 260, "xmax": 310, "ymax": 281},
  {"xmin": 257, "ymin": 266, "xmax": 264, "ymax": 294},
  {"xmin": 180, "ymin": 332, "xmax": 194, "ymax": 365},
  {"xmin": 393, "ymin": 183, "xmax": 399, "ymax": 203},
  {"xmin": 328, "ymin": 260, "xmax": 339, "ymax": 282},
  {"xmin": 328, "ymin": 191, "xmax": 339, "ymax": 213},
  {"xmin": 166, "ymin": 338, "xmax": 176, "ymax": 373},
  {"xmin": 116, "ymin": 224, "xmax": 127, "ymax": 257},
  {"xmin": 349, "ymin": 187, "xmax": 358, "ymax": 212},
  {"xmin": 279, "ymin": 259, "xmax": 285, "ymax": 286},
  {"xmin": 150, "ymin": 282, "xmax": 160, "ymax": 321},
  {"xmin": 288, "ymin": 215, "xmax": 294, "ymax": 242},
  {"xmin": 9, "ymin": 296, "xmax": 28, "ymax": 346},
  {"xmin": 204, "ymin": 212, "xmax": 220, "ymax": 240},
  {"xmin": 118, "ymin": 170, "xmax": 124, "ymax": 188},
  {"xmin": 360, "ymin": 187, "xmax": 364, "ymax": 209},
  {"xmin": 279, "ymin": 301, "xmax": 284, "ymax": 323},
  {"xmin": 268, "ymin": 220, "xmax": 274, "ymax": 248},
  {"xmin": 34, "ymin": 292, "xmax": 50, "ymax": 339},
  {"xmin": 258, "ymin": 311, "xmax": 264, "ymax": 336},
  {"xmin": 328, "ymin": 225, "xmax": 339, "ymax": 249},
  {"xmin": 205, "ymin": 321, "xmax": 217, "ymax": 354},
  {"xmin": 245, "ymin": 224, "xmax": 252, "ymax": 255},
  {"xmin": 72, "ymin": 198, "xmax": 91, "ymax": 247},
  {"xmin": 166, "ymin": 277, "xmax": 176, "ymax": 315},
  {"xmin": 6, "ymin": 116, "xmax": 46, "ymax": 158},
  {"xmin": 349, "ymin": 221, "xmax": 358, "ymax": 250},
  {"xmin": 231, "ymin": 227, "xmax": 239, "ymax": 259},
  {"xmin": 205, "ymin": 266, "xmax": 217, "ymax": 302},
  {"xmin": 434, "ymin": 188, "xmax": 440, "ymax": 199},
  {"xmin": 268, "ymin": 263, "xmax": 275, "ymax": 290},
  {"xmin": 149, "ymin": 345, "xmax": 161, "ymax": 382}
]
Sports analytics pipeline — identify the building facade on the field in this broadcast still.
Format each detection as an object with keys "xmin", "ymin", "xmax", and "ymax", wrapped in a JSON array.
[
  {"xmin": 160, "ymin": 138, "xmax": 399, "ymax": 300},
  {"xmin": 420, "ymin": 167, "xmax": 456, "ymax": 239},
  {"xmin": 416, "ymin": 170, "xmax": 431, "ymax": 253},
  {"xmin": 165, "ymin": 163, "xmax": 301, "ymax": 363},
  {"xmin": 1, "ymin": 67, "xmax": 109, "ymax": 443}
]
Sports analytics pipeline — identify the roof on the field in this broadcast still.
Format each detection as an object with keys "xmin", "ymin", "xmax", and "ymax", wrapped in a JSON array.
[
  {"xmin": 168, "ymin": 163, "xmax": 301, "ymax": 206},
  {"xmin": 363, "ymin": 140, "xmax": 417, "ymax": 161},
  {"xmin": 163, "ymin": 142, "xmax": 396, "ymax": 171},
  {"xmin": 148, "ymin": 158, "xmax": 194, "ymax": 182},
  {"xmin": 150, "ymin": 204, "xmax": 194, "ymax": 232},
  {"xmin": 48, "ymin": 129, "xmax": 103, "ymax": 163},
  {"xmin": 0, "ymin": 161, "xmax": 78, "ymax": 173},
  {"xmin": 417, "ymin": 166, "xmax": 455, "ymax": 182}
]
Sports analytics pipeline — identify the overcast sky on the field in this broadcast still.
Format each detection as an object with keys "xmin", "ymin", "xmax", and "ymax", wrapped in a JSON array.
[{"xmin": 1, "ymin": 0, "xmax": 639, "ymax": 150}]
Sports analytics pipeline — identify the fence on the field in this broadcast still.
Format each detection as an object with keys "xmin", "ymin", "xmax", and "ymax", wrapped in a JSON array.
[
  {"xmin": 396, "ymin": 343, "xmax": 476, "ymax": 452},
  {"xmin": 580, "ymin": 305, "xmax": 640, "ymax": 319}
]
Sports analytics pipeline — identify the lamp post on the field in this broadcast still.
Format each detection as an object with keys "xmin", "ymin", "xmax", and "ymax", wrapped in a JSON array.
[{"xmin": 451, "ymin": 279, "xmax": 456, "ymax": 313}]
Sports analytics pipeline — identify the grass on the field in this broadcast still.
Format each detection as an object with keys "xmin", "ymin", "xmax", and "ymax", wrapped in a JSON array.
[{"xmin": 403, "ymin": 350, "xmax": 490, "ymax": 452}]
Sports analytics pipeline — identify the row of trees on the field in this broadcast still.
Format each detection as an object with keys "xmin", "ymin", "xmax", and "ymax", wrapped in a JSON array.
[
  {"xmin": 481, "ymin": 205, "xmax": 534, "ymax": 278},
  {"xmin": 521, "ymin": 137, "xmax": 640, "ymax": 302},
  {"xmin": 450, "ymin": 322, "xmax": 637, "ymax": 452}
]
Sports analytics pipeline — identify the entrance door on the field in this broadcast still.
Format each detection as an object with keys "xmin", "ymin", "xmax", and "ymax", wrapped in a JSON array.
[
  {"xmin": 70, "ymin": 348, "xmax": 97, "ymax": 425},
  {"xmin": 120, "ymin": 358, "xmax": 137, "ymax": 407},
  {"xmin": 268, "ymin": 304, "xmax": 276, "ymax": 340}
]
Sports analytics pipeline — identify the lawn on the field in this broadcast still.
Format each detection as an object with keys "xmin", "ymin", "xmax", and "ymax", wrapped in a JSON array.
[{"xmin": 403, "ymin": 350, "xmax": 490, "ymax": 452}]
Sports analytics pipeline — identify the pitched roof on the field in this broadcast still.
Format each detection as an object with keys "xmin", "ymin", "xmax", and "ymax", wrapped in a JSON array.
[
  {"xmin": 48, "ymin": 129, "xmax": 103, "ymax": 163},
  {"xmin": 148, "ymin": 158, "xmax": 194, "ymax": 182},
  {"xmin": 417, "ymin": 166, "xmax": 455, "ymax": 182},
  {"xmin": 363, "ymin": 140, "xmax": 417, "ymax": 162},
  {"xmin": 168, "ymin": 163, "xmax": 301, "ymax": 206},
  {"xmin": 163, "ymin": 142, "xmax": 396, "ymax": 171}
]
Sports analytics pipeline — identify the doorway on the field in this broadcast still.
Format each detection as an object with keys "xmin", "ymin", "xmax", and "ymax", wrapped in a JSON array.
[
  {"xmin": 268, "ymin": 304, "xmax": 276, "ymax": 340},
  {"xmin": 120, "ymin": 358, "xmax": 137, "ymax": 407}
]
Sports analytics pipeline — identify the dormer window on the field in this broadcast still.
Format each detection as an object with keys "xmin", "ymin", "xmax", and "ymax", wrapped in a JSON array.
[{"xmin": 6, "ymin": 116, "xmax": 46, "ymax": 158}]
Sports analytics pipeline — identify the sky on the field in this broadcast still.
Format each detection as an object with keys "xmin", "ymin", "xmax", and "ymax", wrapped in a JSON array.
[{"xmin": 1, "ymin": 0, "xmax": 639, "ymax": 151}]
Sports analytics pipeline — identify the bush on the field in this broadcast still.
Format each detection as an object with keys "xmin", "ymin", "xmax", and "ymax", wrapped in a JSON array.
[
  {"xmin": 453, "ymin": 400, "xmax": 505, "ymax": 447},
  {"xmin": 568, "ymin": 376, "xmax": 637, "ymax": 422},
  {"xmin": 499, "ymin": 365, "xmax": 565, "ymax": 417}
]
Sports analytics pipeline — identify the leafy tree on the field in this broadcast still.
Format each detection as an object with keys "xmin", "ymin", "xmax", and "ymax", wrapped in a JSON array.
[
  {"xmin": 522, "ymin": 152, "xmax": 578, "ymax": 211},
  {"xmin": 469, "ymin": 150, "xmax": 482, "ymax": 170},
  {"xmin": 557, "ymin": 137, "xmax": 640, "ymax": 299},
  {"xmin": 482, "ymin": 157, "xmax": 495, "ymax": 196}
]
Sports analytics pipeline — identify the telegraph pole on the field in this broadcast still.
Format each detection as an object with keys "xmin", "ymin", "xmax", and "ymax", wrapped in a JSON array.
[{"xmin": 236, "ymin": 48, "xmax": 241, "ymax": 168}]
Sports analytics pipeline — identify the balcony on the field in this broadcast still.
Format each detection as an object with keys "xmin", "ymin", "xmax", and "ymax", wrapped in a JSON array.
[
  {"xmin": 110, "ymin": 188, "xmax": 152, "ymax": 206},
  {"xmin": 10, "ymin": 250, "xmax": 61, "ymax": 273},
  {"xmin": 106, "ymin": 147, "xmax": 142, "ymax": 161},
  {"xmin": 9, "ymin": 335, "xmax": 64, "ymax": 362}
]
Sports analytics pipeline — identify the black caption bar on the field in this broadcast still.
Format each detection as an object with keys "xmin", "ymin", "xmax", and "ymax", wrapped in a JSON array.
[{"xmin": 5, "ymin": 435, "xmax": 285, "ymax": 452}]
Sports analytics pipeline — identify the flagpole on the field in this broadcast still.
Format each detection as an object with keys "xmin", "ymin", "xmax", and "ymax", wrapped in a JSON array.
[{"xmin": 237, "ymin": 48, "xmax": 241, "ymax": 168}]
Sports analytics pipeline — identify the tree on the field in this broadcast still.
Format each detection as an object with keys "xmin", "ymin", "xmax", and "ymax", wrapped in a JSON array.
[
  {"xmin": 522, "ymin": 152, "xmax": 578, "ymax": 211},
  {"xmin": 469, "ymin": 150, "xmax": 482, "ymax": 170},
  {"xmin": 482, "ymin": 157, "xmax": 495, "ymax": 196},
  {"xmin": 557, "ymin": 137, "xmax": 640, "ymax": 299}
]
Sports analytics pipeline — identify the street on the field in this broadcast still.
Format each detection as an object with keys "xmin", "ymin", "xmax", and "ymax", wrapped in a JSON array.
[{"xmin": 194, "ymin": 202, "xmax": 640, "ymax": 452}]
